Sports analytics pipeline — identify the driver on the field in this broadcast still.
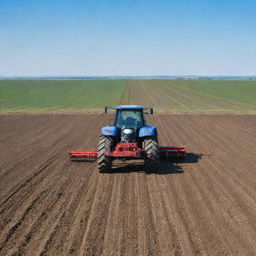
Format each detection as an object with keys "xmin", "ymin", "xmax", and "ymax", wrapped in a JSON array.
[{"xmin": 121, "ymin": 111, "xmax": 136, "ymax": 126}]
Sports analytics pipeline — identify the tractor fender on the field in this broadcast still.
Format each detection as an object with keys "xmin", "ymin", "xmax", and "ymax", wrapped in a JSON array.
[
  {"xmin": 139, "ymin": 126, "xmax": 157, "ymax": 137},
  {"xmin": 101, "ymin": 126, "xmax": 118, "ymax": 136}
]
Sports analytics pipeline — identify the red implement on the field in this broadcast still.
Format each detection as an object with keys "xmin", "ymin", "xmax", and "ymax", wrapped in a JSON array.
[
  {"xmin": 159, "ymin": 146, "xmax": 186, "ymax": 158},
  {"xmin": 69, "ymin": 144, "xmax": 186, "ymax": 161},
  {"xmin": 105, "ymin": 143, "xmax": 142, "ymax": 158},
  {"xmin": 69, "ymin": 150, "xmax": 98, "ymax": 161}
]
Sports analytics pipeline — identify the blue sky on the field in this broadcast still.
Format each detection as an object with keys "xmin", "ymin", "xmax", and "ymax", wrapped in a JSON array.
[{"xmin": 0, "ymin": 0, "xmax": 255, "ymax": 76}]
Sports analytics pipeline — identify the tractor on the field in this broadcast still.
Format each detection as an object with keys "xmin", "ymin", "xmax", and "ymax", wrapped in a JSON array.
[{"xmin": 69, "ymin": 105, "xmax": 185, "ymax": 172}]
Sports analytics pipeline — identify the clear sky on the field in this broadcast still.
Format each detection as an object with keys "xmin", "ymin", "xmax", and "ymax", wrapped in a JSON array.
[{"xmin": 0, "ymin": 0, "xmax": 255, "ymax": 76}]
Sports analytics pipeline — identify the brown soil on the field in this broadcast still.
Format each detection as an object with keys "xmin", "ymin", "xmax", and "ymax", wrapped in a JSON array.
[{"xmin": 0, "ymin": 114, "xmax": 256, "ymax": 256}]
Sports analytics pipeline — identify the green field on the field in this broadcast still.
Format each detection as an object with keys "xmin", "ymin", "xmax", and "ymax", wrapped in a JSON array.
[
  {"xmin": 0, "ymin": 80, "xmax": 127, "ymax": 113},
  {"xmin": 126, "ymin": 80, "xmax": 256, "ymax": 113},
  {"xmin": 0, "ymin": 79, "xmax": 255, "ymax": 113}
]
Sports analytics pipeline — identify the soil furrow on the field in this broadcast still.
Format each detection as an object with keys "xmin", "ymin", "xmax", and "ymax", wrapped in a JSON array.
[{"xmin": 0, "ymin": 114, "xmax": 255, "ymax": 256}]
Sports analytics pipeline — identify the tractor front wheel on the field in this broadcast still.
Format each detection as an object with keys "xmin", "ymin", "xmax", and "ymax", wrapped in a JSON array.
[
  {"xmin": 144, "ymin": 137, "xmax": 159, "ymax": 172},
  {"xmin": 97, "ymin": 135, "xmax": 113, "ymax": 172}
]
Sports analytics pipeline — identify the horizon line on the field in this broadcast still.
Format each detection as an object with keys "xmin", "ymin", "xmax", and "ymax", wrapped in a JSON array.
[{"xmin": 1, "ymin": 75, "xmax": 256, "ymax": 81}]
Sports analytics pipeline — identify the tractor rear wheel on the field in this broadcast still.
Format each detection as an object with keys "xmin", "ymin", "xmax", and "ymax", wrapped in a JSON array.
[
  {"xmin": 144, "ymin": 137, "xmax": 159, "ymax": 172},
  {"xmin": 97, "ymin": 135, "xmax": 113, "ymax": 172}
]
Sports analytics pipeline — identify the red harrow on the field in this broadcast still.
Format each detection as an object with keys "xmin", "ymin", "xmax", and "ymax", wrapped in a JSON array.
[{"xmin": 69, "ymin": 144, "xmax": 186, "ymax": 162}]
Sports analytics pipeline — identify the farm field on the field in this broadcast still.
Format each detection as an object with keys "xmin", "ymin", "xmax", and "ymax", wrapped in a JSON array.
[
  {"xmin": 1, "ymin": 114, "xmax": 256, "ymax": 256},
  {"xmin": 125, "ymin": 80, "xmax": 256, "ymax": 113},
  {"xmin": 0, "ymin": 80, "xmax": 127, "ymax": 113},
  {"xmin": 1, "ymin": 79, "xmax": 255, "ymax": 113}
]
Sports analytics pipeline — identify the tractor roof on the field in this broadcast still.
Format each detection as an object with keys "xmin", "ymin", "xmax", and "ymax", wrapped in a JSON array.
[{"xmin": 115, "ymin": 105, "xmax": 144, "ymax": 110}]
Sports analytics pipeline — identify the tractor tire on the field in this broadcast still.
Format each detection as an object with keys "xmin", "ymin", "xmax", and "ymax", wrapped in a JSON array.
[
  {"xmin": 97, "ymin": 135, "xmax": 113, "ymax": 172},
  {"xmin": 144, "ymin": 137, "xmax": 159, "ymax": 172}
]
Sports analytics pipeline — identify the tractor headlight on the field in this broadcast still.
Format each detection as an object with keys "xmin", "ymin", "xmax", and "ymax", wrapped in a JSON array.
[
  {"xmin": 121, "ymin": 128, "xmax": 136, "ymax": 143},
  {"xmin": 123, "ymin": 128, "xmax": 133, "ymax": 135}
]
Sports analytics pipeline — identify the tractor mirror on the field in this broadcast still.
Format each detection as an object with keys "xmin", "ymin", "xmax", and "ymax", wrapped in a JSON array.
[
  {"xmin": 150, "ymin": 108, "xmax": 154, "ymax": 115},
  {"xmin": 104, "ymin": 106, "xmax": 115, "ymax": 114}
]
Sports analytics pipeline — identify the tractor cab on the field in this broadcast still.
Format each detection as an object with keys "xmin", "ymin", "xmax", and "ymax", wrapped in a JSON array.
[
  {"xmin": 115, "ymin": 108, "xmax": 145, "ymax": 129},
  {"xmin": 115, "ymin": 106, "xmax": 146, "ymax": 143},
  {"xmin": 102, "ymin": 105, "xmax": 155, "ymax": 143}
]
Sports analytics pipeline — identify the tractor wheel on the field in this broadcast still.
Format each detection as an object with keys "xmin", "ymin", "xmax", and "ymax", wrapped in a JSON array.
[
  {"xmin": 144, "ymin": 137, "xmax": 159, "ymax": 172},
  {"xmin": 97, "ymin": 135, "xmax": 113, "ymax": 172}
]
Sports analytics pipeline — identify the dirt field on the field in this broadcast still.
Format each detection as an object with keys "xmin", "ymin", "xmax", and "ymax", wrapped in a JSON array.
[{"xmin": 0, "ymin": 114, "xmax": 256, "ymax": 256}]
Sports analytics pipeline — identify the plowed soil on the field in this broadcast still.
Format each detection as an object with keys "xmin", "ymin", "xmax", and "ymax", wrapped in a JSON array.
[{"xmin": 0, "ymin": 114, "xmax": 256, "ymax": 256}]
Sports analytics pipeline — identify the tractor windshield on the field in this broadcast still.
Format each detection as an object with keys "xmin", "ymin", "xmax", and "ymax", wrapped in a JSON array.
[{"xmin": 116, "ymin": 110, "xmax": 145, "ymax": 129}]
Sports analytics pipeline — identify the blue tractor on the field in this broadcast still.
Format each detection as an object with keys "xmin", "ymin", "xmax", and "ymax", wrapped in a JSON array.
[
  {"xmin": 69, "ymin": 105, "xmax": 186, "ymax": 172},
  {"xmin": 98, "ymin": 105, "xmax": 159, "ymax": 172}
]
